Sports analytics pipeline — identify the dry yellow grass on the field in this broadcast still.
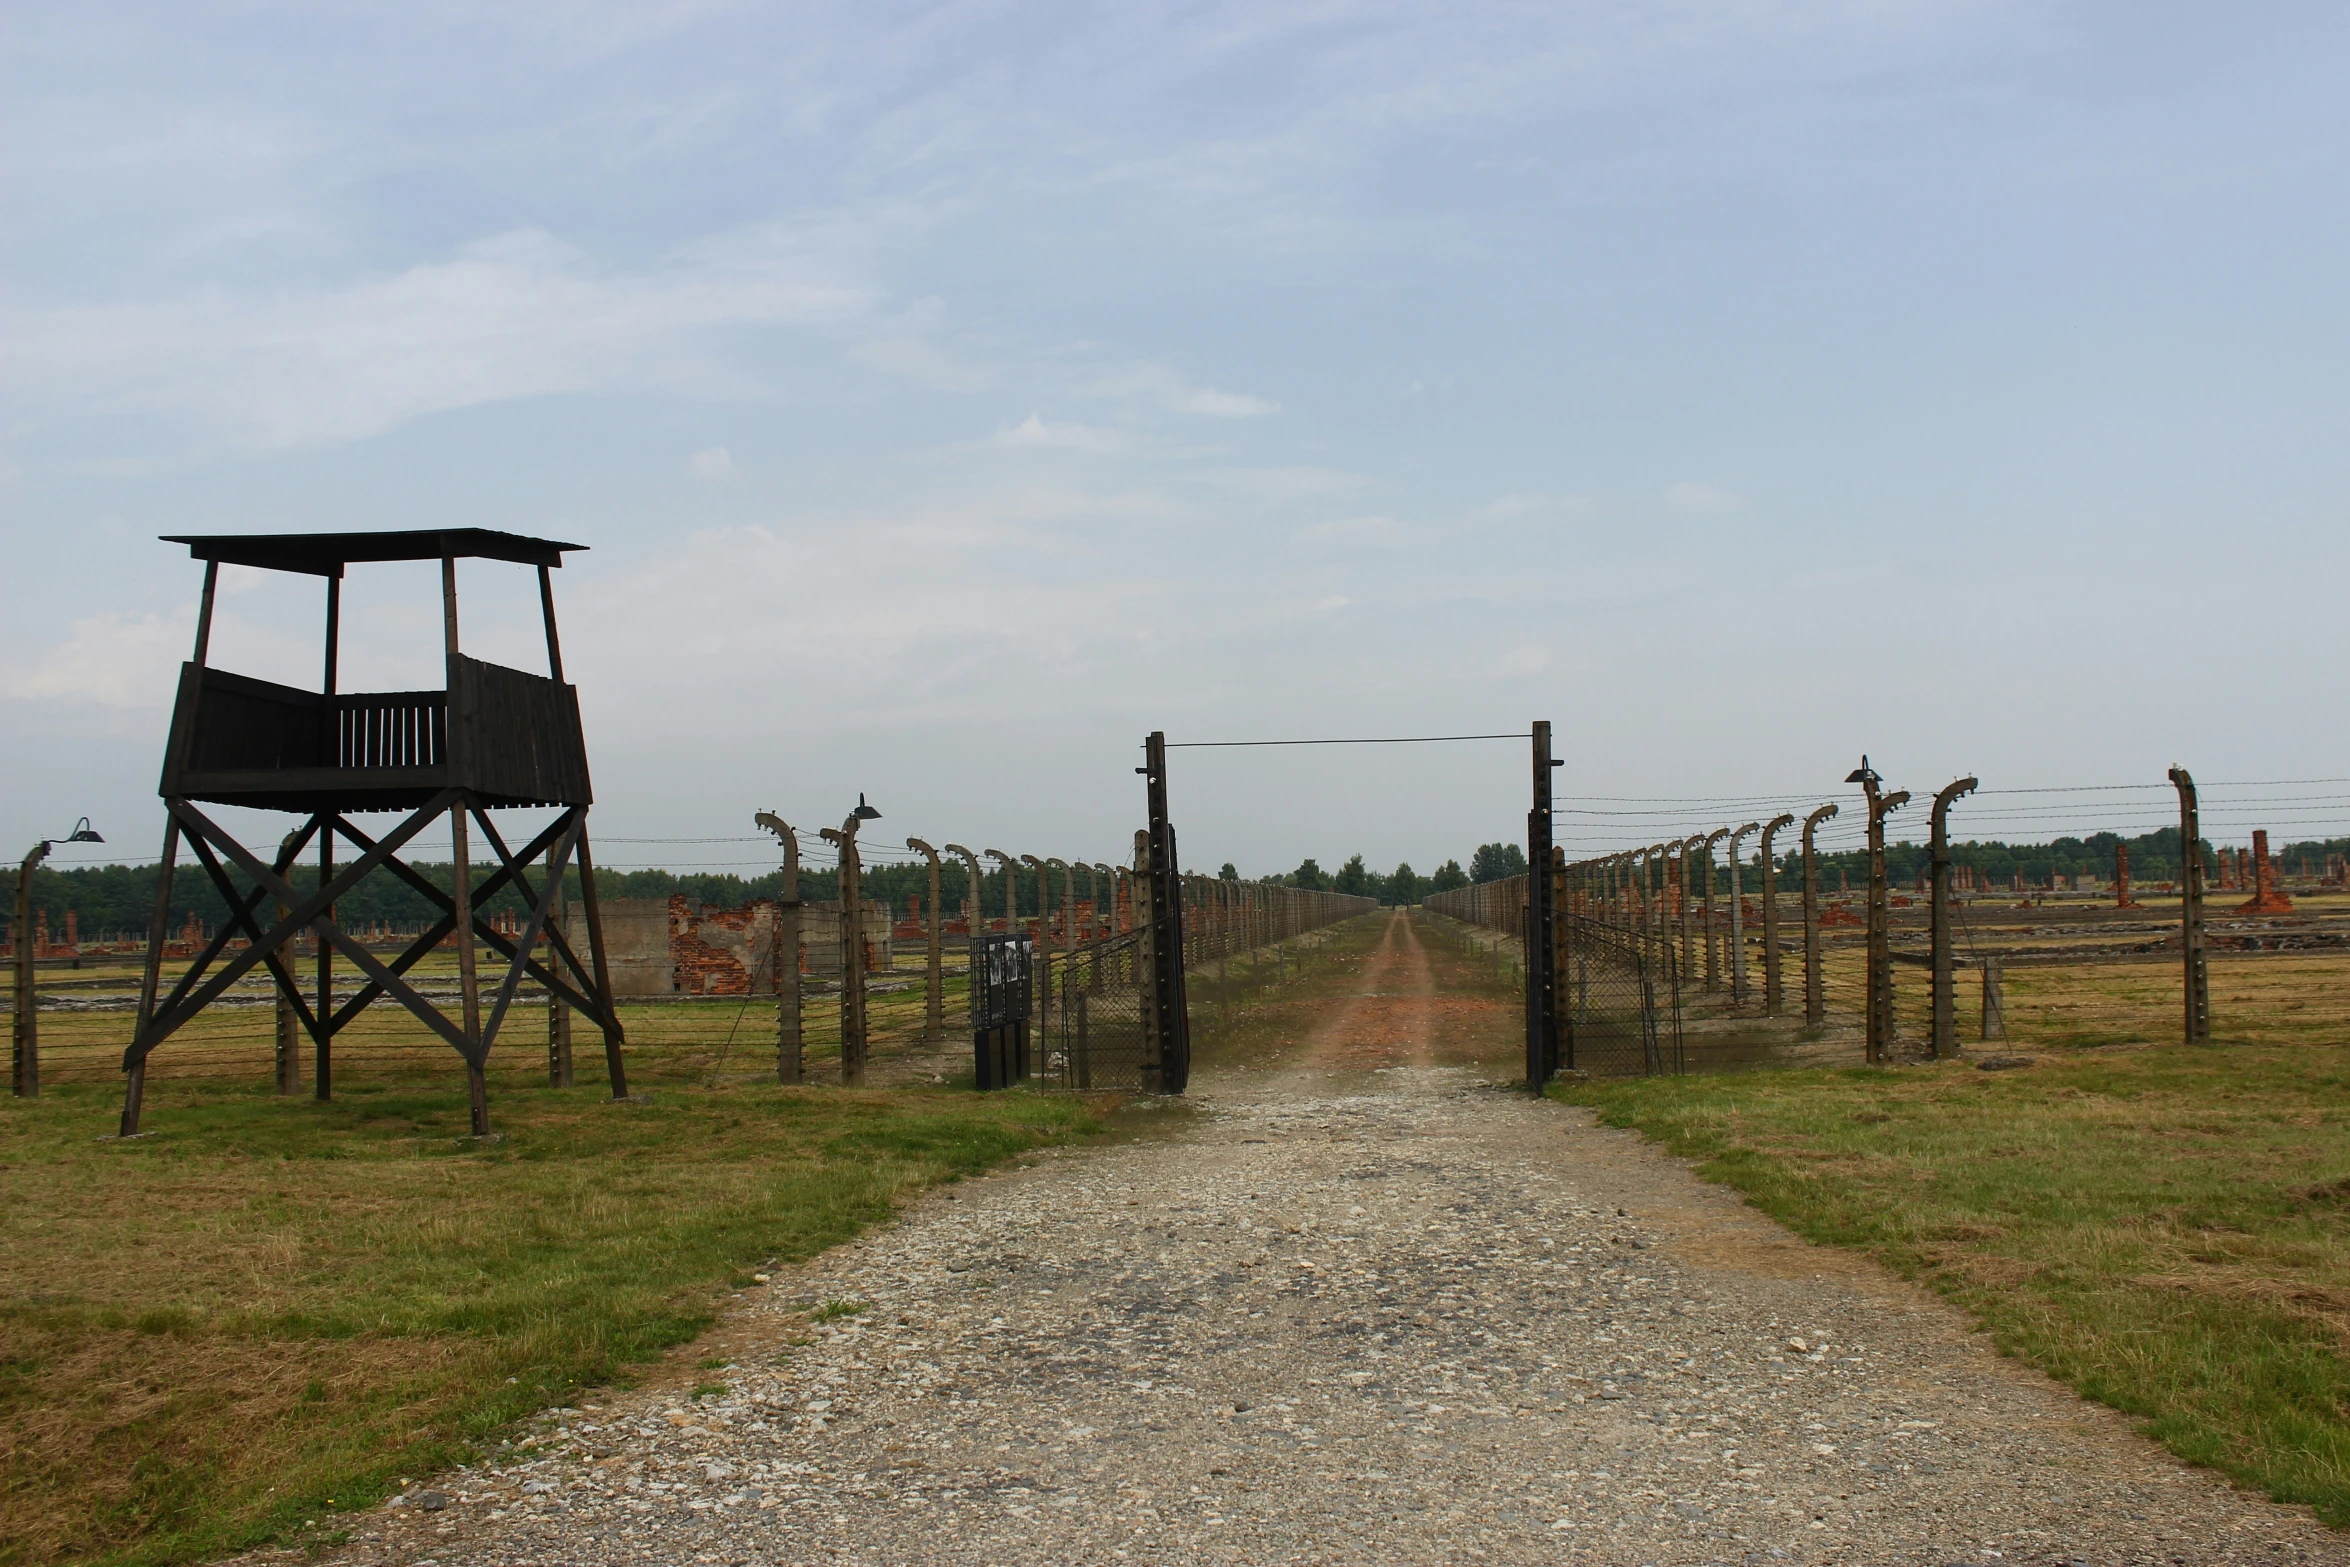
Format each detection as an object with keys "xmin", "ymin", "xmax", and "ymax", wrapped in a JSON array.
[{"xmin": 1, "ymin": 968, "xmax": 1104, "ymax": 1567}]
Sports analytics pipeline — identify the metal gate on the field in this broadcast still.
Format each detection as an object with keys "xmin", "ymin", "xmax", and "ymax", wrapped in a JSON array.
[
  {"xmin": 1560, "ymin": 914, "xmax": 1683, "ymax": 1077},
  {"xmin": 1037, "ymin": 929, "xmax": 1153, "ymax": 1091}
]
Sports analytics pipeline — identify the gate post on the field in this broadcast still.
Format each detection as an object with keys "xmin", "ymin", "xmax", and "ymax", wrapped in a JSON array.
[
  {"xmin": 1929, "ymin": 776, "xmax": 1978, "ymax": 1059},
  {"xmin": 1758, "ymin": 814, "xmax": 1794, "ymax": 1016},
  {"xmin": 1526, "ymin": 719, "xmax": 1559, "ymax": 1088},
  {"xmin": 756, "ymin": 813, "xmax": 804, "ymax": 1083},
  {"xmin": 1023, "ymin": 856, "xmax": 1054, "ymax": 1039},
  {"xmin": 1140, "ymin": 732, "xmax": 1190, "ymax": 1093},
  {"xmin": 1800, "ymin": 804, "xmax": 1837, "ymax": 1027},
  {"xmin": 2169, "ymin": 766, "xmax": 2211, "ymax": 1044},
  {"xmin": 1553, "ymin": 845, "xmax": 1574, "ymax": 1072}
]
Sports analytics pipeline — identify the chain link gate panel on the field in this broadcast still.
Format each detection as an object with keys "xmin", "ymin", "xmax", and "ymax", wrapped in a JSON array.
[
  {"xmin": 1038, "ymin": 929, "xmax": 1152, "ymax": 1091},
  {"xmin": 1559, "ymin": 914, "xmax": 1683, "ymax": 1077}
]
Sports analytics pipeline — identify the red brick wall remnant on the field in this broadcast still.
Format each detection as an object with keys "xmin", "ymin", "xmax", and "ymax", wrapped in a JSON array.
[
  {"xmin": 2236, "ymin": 830, "xmax": 2294, "ymax": 914},
  {"xmin": 670, "ymin": 895, "xmax": 783, "ymax": 996}
]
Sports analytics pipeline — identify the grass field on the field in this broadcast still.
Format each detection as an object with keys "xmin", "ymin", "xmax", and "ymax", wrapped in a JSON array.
[
  {"xmin": 0, "ymin": 1066, "xmax": 1107, "ymax": 1567},
  {"xmin": 1553, "ymin": 950, "xmax": 2350, "ymax": 1526}
]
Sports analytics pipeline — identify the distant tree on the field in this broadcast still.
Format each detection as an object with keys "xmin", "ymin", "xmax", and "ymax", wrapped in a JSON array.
[
  {"xmin": 1428, "ymin": 859, "xmax": 1469, "ymax": 894},
  {"xmin": 1291, "ymin": 857, "xmax": 1328, "ymax": 891},
  {"xmin": 1334, "ymin": 854, "xmax": 1372, "ymax": 897},
  {"xmin": 1469, "ymin": 842, "xmax": 1528, "ymax": 883},
  {"xmin": 1219, "ymin": 862, "xmax": 1239, "ymax": 880},
  {"xmin": 1387, "ymin": 862, "xmax": 1420, "ymax": 905}
]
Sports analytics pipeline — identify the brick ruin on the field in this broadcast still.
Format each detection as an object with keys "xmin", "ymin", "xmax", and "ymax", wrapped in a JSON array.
[
  {"xmin": 600, "ymin": 895, "xmax": 899, "ymax": 998},
  {"xmin": 2235, "ymin": 829, "xmax": 2295, "ymax": 915}
]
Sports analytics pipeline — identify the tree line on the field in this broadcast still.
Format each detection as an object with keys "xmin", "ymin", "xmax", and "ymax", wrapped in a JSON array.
[
  {"xmin": 1450, "ymin": 828, "xmax": 2349, "ymax": 896},
  {"xmin": 7, "ymin": 857, "xmax": 1111, "ymax": 945}
]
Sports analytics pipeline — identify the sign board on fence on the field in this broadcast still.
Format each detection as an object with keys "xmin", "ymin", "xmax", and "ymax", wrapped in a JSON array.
[{"xmin": 971, "ymin": 932, "xmax": 1032, "ymax": 1089}]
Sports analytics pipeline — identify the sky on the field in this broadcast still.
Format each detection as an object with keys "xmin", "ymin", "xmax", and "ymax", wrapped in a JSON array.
[{"xmin": 5, "ymin": 1, "xmax": 2346, "ymax": 881}]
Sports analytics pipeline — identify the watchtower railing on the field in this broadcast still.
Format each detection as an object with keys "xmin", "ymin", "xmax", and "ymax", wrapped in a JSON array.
[
  {"xmin": 338, "ymin": 691, "xmax": 448, "ymax": 770},
  {"xmin": 163, "ymin": 655, "xmax": 586, "ymax": 810}
]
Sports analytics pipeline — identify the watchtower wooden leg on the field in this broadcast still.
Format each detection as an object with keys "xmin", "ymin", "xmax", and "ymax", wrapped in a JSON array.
[
  {"xmin": 574, "ymin": 823, "xmax": 629, "ymax": 1099},
  {"xmin": 547, "ymin": 878, "xmax": 573, "ymax": 1088},
  {"xmin": 122, "ymin": 818, "xmax": 181, "ymax": 1137},
  {"xmin": 315, "ymin": 819, "xmax": 335, "ymax": 1101},
  {"xmin": 276, "ymin": 830, "xmax": 301, "ymax": 1095},
  {"xmin": 450, "ymin": 802, "xmax": 487, "ymax": 1135}
]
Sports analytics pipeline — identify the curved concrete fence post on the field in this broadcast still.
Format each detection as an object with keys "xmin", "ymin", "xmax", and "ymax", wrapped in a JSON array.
[
  {"xmin": 755, "ymin": 812, "xmax": 804, "ymax": 1083},
  {"xmin": 1757, "ymin": 814, "xmax": 1795, "ymax": 1016}
]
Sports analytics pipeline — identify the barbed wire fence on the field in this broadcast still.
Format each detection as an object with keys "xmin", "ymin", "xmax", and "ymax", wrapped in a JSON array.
[
  {"xmin": 1426, "ymin": 769, "xmax": 2350, "ymax": 1078},
  {"xmin": 15, "ymin": 754, "xmax": 2342, "ymax": 1095},
  {"xmin": 11, "ymin": 815, "xmax": 1377, "ymax": 1097}
]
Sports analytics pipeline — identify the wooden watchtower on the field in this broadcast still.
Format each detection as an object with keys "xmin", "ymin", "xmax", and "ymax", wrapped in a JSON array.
[{"xmin": 122, "ymin": 530, "xmax": 628, "ymax": 1136}]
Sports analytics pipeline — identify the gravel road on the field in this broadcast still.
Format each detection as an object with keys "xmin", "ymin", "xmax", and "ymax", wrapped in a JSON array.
[{"xmin": 333, "ymin": 912, "xmax": 2347, "ymax": 1566}]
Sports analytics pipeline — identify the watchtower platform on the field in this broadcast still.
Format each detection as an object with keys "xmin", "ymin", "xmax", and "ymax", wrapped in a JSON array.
[{"xmin": 123, "ymin": 529, "xmax": 629, "ymax": 1136}]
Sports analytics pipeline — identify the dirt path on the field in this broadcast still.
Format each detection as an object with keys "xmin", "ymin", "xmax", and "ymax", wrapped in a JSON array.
[
  {"xmin": 336, "ymin": 911, "xmax": 2347, "ymax": 1566},
  {"xmin": 1294, "ymin": 904, "xmax": 1439, "ymax": 1070}
]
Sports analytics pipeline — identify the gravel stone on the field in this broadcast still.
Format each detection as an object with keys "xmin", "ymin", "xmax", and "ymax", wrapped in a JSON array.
[{"xmin": 309, "ymin": 914, "xmax": 2348, "ymax": 1565}]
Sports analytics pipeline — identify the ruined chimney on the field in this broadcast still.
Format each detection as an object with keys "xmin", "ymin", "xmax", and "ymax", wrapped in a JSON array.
[{"xmin": 2236, "ymin": 829, "xmax": 2294, "ymax": 914}]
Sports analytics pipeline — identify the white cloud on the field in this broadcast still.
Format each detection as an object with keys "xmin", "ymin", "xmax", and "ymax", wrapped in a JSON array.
[
  {"xmin": 1179, "ymin": 386, "xmax": 1279, "ymax": 418},
  {"xmin": 10, "ymin": 609, "xmax": 192, "ymax": 708},
  {"xmin": 1488, "ymin": 492, "xmax": 1598, "ymax": 521},
  {"xmin": 1299, "ymin": 514, "xmax": 1408, "ymax": 549},
  {"xmin": 1092, "ymin": 362, "xmax": 1279, "ymax": 419},
  {"xmin": 845, "ymin": 297, "xmax": 996, "ymax": 393},
  {"xmin": 997, "ymin": 414, "xmax": 1130, "ymax": 452},
  {"xmin": 567, "ymin": 511, "xmax": 1192, "ymax": 729},
  {"xmin": 1200, "ymin": 465, "xmax": 1365, "ymax": 499},
  {"xmin": 1491, "ymin": 645, "xmax": 1552, "ymax": 678},
  {"xmin": 689, "ymin": 446, "xmax": 734, "ymax": 479},
  {"xmin": 7, "ymin": 226, "xmax": 876, "ymax": 451},
  {"xmin": 1667, "ymin": 481, "xmax": 1743, "ymax": 514}
]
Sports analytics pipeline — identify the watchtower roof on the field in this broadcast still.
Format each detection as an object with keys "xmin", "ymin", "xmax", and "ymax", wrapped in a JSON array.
[{"xmin": 161, "ymin": 529, "xmax": 584, "ymax": 578}]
